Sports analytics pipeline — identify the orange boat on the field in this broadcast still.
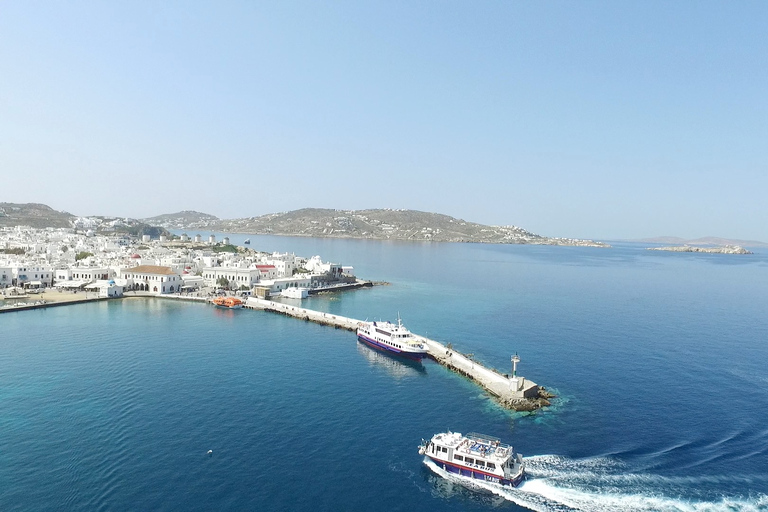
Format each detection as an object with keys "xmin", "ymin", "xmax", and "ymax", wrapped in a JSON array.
[{"xmin": 212, "ymin": 297, "xmax": 244, "ymax": 309}]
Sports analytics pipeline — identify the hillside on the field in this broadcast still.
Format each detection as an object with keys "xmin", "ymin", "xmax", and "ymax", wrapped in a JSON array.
[
  {"xmin": 0, "ymin": 203, "xmax": 607, "ymax": 246},
  {"xmin": 169, "ymin": 208, "xmax": 608, "ymax": 247},
  {"xmin": 0, "ymin": 202, "xmax": 75, "ymax": 228},
  {"xmin": 0, "ymin": 203, "xmax": 171, "ymax": 238},
  {"xmin": 141, "ymin": 211, "xmax": 219, "ymax": 229}
]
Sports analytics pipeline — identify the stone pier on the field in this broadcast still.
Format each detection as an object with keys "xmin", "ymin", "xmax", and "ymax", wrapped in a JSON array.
[{"xmin": 244, "ymin": 297, "xmax": 552, "ymax": 411}]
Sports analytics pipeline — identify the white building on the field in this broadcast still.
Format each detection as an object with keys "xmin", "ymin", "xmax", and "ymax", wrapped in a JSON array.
[
  {"xmin": 12, "ymin": 265, "xmax": 53, "ymax": 287},
  {"xmin": 121, "ymin": 265, "xmax": 183, "ymax": 294},
  {"xmin": 257, "ymin": 276, "xmax": 312, "ymax": 297},
  {"xmin": 56, "ymin": 267, "xmax": 111, "ymax": 283},
  {"xmin": 202, "ymin": 267, "xmax": 262, "ymax": 289},
  {"xmin": 0, "ymin": 267, "xmax": 11, "ymax": 288},
  {"xmin": 255, "ymin": 264, "xmax": 279, "ymax": 280},
  {"xmin": 303, "ymin": 255, "xmax": 343, "ymax": 277},
  {"xmin": 181, "ymin": 274, "xmax": 204, "ymax": 291}
]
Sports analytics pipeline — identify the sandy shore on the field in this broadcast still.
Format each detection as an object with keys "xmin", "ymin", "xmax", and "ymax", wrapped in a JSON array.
[
  {"xmin": 32, "ymin": 290, "xmax": 101, "ymax": 303},
  {"xmin": 0, "ymin": 289, "xmax": 105, "ymax": 311}
]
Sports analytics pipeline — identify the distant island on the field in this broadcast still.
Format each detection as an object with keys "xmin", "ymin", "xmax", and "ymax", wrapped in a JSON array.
[
  {"xmin": 143, "ymin": 208, "xmax": 609, "ymax": 247},
  {"xmin": 0, "ymin": 203, "xmax": 609, "ymax": 247},
  {"xmin": 647, "ymin": 245, "xmax": 753, "ymax": 255},
  {"xmin": 633, "ymin": 235, "xmax": 768, "ymax": 248}
]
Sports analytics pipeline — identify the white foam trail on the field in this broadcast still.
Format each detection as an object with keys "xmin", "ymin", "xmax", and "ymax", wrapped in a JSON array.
[{"xmin": 422, "ymin": 456, "xmax": 768, "ymax": 512}]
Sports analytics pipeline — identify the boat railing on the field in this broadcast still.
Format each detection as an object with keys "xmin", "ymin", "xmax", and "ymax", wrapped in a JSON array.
[{"xmin": 465, "ymin": 432, "xmax": 513, "ymax": 451}]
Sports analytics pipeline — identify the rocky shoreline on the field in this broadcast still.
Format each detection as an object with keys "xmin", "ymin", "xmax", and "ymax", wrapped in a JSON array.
[{"xmin": 498, "ymin": 387, "xmax": 557, "ymax": 412}]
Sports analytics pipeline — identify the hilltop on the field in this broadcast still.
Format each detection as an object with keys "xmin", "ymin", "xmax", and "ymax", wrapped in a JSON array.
[
  {"xmin": 0, "ymin": 203, "xmax": 170, "ymax": 238},
  {"xmin": 0, "ymin": 203, "xmax": 75, "ymax": 229},
  {"xmin": 150, "ymin": 207, "xmax": 608, "ymax": 247}
]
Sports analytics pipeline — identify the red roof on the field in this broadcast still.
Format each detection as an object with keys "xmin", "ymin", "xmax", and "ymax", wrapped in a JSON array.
[
  {"xmin": 255, "ymin": 265, "xmax": 276, "ymax": 269},
  {"xmin": 131, "ymin": 254, "xmax": 141, "ymax": 259}
]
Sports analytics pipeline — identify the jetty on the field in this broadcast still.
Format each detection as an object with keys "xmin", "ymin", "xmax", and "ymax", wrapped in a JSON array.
[{"xmin": 245, "ymin": 297, "xmax": 551, "ymax": 411}]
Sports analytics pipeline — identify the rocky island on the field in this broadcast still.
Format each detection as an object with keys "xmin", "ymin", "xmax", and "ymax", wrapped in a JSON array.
[{"xmin": 647, "ymin": 245, "xmax": 753, "ymax": 254}]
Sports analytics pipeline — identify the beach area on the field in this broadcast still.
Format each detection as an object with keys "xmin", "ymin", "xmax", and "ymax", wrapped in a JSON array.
[{"xmin": 0, "ymin": 289, "xmax": 106, "ymax": 311}]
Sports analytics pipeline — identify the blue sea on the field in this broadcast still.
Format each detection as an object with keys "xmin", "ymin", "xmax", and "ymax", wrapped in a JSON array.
[{"xmin": 2, "ymin": 236, "xmax": 768, "ymax": 511}]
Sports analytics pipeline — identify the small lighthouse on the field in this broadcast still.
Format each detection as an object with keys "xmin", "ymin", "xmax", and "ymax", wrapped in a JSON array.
[{"xmin": 509, "ymin": 353, "xmax": 523, "ymax": 392}]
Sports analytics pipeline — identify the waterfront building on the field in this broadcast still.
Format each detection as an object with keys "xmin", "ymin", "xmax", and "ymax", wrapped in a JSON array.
[
  {"xmin": 181, "ymin": 274, "xmax": 204, "ymax": 291},
  {"xmin": 256, "ymin": 276, "xmax": 312, "ymax": 297},
  {"xmin": 12, "ymin": 265, "xmax": 53, "ymax": 287},
  {"xmin": 57, "ymin": 267, "xmax": 111, "ymax": 282},
  {"xmin": 0, "ymin": 267, "xmax": 11, "ymax": 288},
  {"xmin": 121, "ymin": 265, "xmax": 183, "ymax": 294},
  {"xmin": 202, "ymin": 267, "xmax": 262, "ymax": 288}
]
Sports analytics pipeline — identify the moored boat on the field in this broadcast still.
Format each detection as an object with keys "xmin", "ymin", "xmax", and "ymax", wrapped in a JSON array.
[
  {"xmin": 356, "ymin": 316, "xmax": 428, "ymax": 359},
  {"xmin": 212, "ymin": 297, "xmax": 244, "ymax": 309},
  {"xmin": 418, "ymin": 431, "xmax": 525, "ymax": 487},
  {"xmin": 244, "ymin": 239, "xmax": 250, "ymax": 245}
]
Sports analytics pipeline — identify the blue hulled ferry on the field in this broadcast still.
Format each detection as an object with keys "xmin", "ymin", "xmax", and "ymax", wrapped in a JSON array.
[{"xmin": 419, "ymin": 431, "xmax": 525, "ymax": 487}]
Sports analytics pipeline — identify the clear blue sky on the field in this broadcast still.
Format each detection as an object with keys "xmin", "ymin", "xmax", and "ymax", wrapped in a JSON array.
[{"xmin": 1, "ymin": 1, "xmax": 766, "ymax": 241}]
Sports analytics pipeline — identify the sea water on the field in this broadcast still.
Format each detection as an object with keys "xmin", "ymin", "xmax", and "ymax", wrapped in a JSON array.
[{"xmin": 1, "ymin": 237, "xmax": 768, "ymax": 511}]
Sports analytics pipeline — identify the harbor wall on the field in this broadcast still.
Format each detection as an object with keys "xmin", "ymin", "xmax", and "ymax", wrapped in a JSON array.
[{"xmin": 244, "ymin": 297, "xmax": 546, "ymax": 408}]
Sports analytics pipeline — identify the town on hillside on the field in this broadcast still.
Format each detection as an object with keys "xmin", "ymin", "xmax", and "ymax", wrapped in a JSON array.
[{"xmin": 0, "ymin": 226, "xmax": 358, "ymax": 307}]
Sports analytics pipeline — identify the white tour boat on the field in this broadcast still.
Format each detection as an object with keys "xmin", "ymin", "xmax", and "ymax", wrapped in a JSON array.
[
  {"xmin": 356, "ymin": 316, "xmax": 428, "ymax": 359},
  {"xmin": 419, "ymin": 431, "xmax": 525, "ymax": 487}
]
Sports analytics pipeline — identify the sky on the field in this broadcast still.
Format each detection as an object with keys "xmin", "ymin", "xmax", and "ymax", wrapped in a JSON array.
[{"xmin": 1, "ymin": 1, "xmax": 766, "ymax": 241}]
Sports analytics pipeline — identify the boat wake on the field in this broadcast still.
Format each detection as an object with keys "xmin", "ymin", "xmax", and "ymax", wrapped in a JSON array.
[{"xmin": 423, "ymin": 456, "xmax": 768, "ymax": 511}]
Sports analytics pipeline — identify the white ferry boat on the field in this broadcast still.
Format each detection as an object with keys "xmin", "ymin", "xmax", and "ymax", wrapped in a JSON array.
[
  {"xmin": 419, "ymin": 431, "xmax": 525, "ymax": 487},
  {"xmin": 356, "ymin": 317, "xmax": 428, "ymax": 360}
]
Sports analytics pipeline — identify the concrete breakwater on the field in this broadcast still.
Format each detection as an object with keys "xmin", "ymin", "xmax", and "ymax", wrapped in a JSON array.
[{"xmin": 244, "ymin": 297, "xmax": 552, "ymax": 411}]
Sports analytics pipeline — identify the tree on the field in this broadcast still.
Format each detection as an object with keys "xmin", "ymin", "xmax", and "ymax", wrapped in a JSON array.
[
  {"xmin": 216, "ymin": 277, "xmax": 230, "ymax": 289},
  {"xmin": 75, "ymin": 251, "xmax": 94, "ymax": 261}
]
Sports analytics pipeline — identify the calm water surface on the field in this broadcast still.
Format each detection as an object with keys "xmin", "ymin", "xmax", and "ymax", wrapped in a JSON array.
[{"xmin": 2, "ymin": 238, "xmax": 767, "ymax": 511}]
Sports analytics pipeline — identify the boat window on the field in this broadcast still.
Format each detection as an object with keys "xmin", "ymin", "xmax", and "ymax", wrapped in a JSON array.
[
  {"xmin": 454, "ymin": 455, "xmax": 463, "ymax": 461},
  {"xmin": 476, "ymin": 460, "xmax": 485, "ymax": 467},
  {"xmin": 465, "ymin": 458, "xmax": 474, "ymax": 464},
  {"xmin": 486, "ymin": 462, "xmax": 495, "ymax": 469}
]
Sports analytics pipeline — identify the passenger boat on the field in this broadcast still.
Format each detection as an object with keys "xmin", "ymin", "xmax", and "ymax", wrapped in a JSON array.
[
  {"xmin": 356, "ymin": 317, "xmax": 428, "ymax": 359},
  {"xmin": 212, "ymin": 297, "xmax": 244, "ymax": 309},
  {"xmin": 418, "ymin": 431, "xmax": 525, "ymax": 487}
]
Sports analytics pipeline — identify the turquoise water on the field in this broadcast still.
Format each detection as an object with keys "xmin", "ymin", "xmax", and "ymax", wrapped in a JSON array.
[{"xmin": 2, "ymin": 238, "xmax": 768, "ymax": 511}]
